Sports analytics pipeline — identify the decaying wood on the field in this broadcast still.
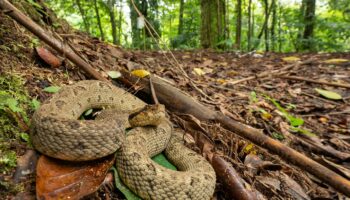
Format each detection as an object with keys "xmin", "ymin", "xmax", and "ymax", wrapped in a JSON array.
[
  {"xmin": 0, "ymin": 0, "xmax": 107, "ymax": 82},
  {"xmin": 120, "ymin": 71, "xmax": 350, "ymax": 197},
  {"xmin": 212, "ymin": 155, "xmax": 257, "ymax": 200},
  {"xmin": 280, "ymin": 75, "xmax": 350, "ymax": 89}
]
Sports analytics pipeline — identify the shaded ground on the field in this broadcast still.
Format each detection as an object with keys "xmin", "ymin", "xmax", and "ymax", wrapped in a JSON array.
[{"xmin": 1, "ymin": 4, "xmax": 350, "ymax": 200}]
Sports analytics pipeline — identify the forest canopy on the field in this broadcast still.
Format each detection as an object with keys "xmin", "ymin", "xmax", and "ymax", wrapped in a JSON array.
[{"xmin": 46, "ymin": 0, "xmax": 350, "ymax": 52}]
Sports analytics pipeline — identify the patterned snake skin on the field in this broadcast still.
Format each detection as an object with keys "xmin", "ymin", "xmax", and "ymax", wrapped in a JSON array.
[{"xmin": 31, "ymin": 80, "xmax": 216, "ymax": 199}]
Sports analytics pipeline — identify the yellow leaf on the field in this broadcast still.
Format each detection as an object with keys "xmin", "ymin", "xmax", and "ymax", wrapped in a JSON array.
[
  {"xmin": 216, "ymin": 79, "xmax": 228, "ymax": 84},
  {"xmin": 318, "ymin": 117, "xmax": 328, "ymax": 123},
  {"xmin": 261, "ymin": 112, "xmax": 273, "ymax": 121},
  {"xmin": 131, "ymin": 69, "xmax": 150, "ymax": 78},
  {"xmin": 193, "ymin": 68, "xmax": 206, "ymax": 76},
  {"xmin": 323, "ymin": 58, "xmax": 349, "ymax": 64},
  {"xmin": 244, "ymin": 143, "xmax": 257, "ymax": 155},
  {"xmin": 282, "ymin": 56, "xmax": 300, "ymax": 62}
]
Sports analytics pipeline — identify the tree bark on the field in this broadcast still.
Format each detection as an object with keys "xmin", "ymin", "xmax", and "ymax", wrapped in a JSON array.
[
  {"xmin": 270, "ymin": 0, "xmax": 277, "ymax": 51},
  {"xmin": 75, "ymin": 0, "xmax": 90, "ymax": 34},
  {"xmin": 255, "ymin": 0, "xmax": 272, "ymax": 50},
  {"xmin": 107, "ymin": 0, "xmax": 118, "ymax": 44},
  {"xmin": 200, "ymin": 0, "xmax": 226, "ymax": 48},
  {"xmin": 235, "ymin": 0, "xmax": 242, "ymax": 50},
  {"xmin": 178, "ymin": 0, "xmax": 185, "ymax": 35},
  {"xmin": 302, "ymin": 0, "xmax": 316, "ymax": 51},
  {"xmin": 264, "ymin": 0, "xmax": 269, "ymax": 51},
  {"xmin": 247, "ymin": 0, "xmax": 252, "ymax": 51},
  {"xmin": 93, "ymin": 0, "xmax": 104, "ymax": 41}
]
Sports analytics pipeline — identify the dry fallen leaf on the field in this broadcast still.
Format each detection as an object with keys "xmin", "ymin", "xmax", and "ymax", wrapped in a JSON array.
[
  {"xmin": 35, "ymin": 47, "xmax": 62, "ymax": 68},
  {"xmin": 322, "ymin": 58, "xmax": 349, "ymax": 64},
  {"xmin": 36, "ymin": 155, "xmax": 115, "ymax": 200},
  {"xmin": 131, "ymin": 69, "xmax": 150, "ymax": 78},
  {"xmin": 193, "ymin": 68, "xmax": 206, "ymax": 76},
  {"xmin": 282, "ymin": 56, "xmax": 300, "ymax": 62}
]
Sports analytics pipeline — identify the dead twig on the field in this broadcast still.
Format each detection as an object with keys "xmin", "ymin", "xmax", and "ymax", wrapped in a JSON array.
[
  {"xmin": 280, "ymin": 75, "xmax": 350, "ymax": 89},
  {"xmin": 228, "ymin": 61, "xmax": 302, "ymax": 85}
]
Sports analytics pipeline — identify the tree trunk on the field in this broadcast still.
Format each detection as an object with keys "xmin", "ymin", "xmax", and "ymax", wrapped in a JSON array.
[
  {"xmin": 264, "ymin": 0, "xmax": 269, "ymax": 51},
  {"xmin": 93, "ymin": 0, "xmax": 104, "ymax": 41},
  {"xmin": 247, "ymin": 0, "xmax": 252, "ymax": 51},
  {"xmin": 107, "ymin": 0, "xmax": 118, "ymax": 44},
  {"xmin": 302, "ymin": 0, "xmax": 316, "ymax": 51},
  {"xmin": 270, "ymin": 0, "xmax": 276, "ymax": 52},
  {"xmin": 278, "ymin": 1, "xmax": 282, "ymax": 52},
  {"xmin": 296, "ymin": 0, "xmax": 306, "ymax": 51},
  {"xmin": 255, "ymin": 0, "xmax": 272, "ymax": 50},
  {"xmin": 178, "ymin": 0, "xmax": 185, "ymax": 35},
  {"xmin": 75, "ymin": 0, "xmax": 90, "ymax": 34},
  {"xmin": 118, "ymin": 4, "xmax": 122, "ymax": 44},
  {"xmin": 200, "ymin": 0, "xmax": 226, "ymax": 49},
  {"xmin": 235, "ymin": 0, "xmax": 242, "ymax": 50}
]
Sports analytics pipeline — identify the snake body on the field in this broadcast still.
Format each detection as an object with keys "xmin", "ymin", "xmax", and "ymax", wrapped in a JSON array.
[{"xmin": 31, "ymin": 80, "xmax": 216, "ymax": 199}]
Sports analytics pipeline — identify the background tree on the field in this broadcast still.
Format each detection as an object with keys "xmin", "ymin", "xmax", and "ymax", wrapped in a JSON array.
[
  {"xmin": 200, "ymin": 0, "xmax": 226, "ymax": 48},
  {"xmin": 301, "ymin": 0, "xmax": 316, "ymax": 51},
  {"xmin": 235, "ymin": 0, "xmax": 242, "ymax": 50},
  {"xmin": 45, "ymin": 0, "xmax": 350, "ymax": 52}
]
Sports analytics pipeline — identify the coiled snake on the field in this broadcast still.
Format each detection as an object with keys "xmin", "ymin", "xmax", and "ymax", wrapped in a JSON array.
[{"xmin": 31, "ymin": 80, "xmax": 216, "ymax": 199}]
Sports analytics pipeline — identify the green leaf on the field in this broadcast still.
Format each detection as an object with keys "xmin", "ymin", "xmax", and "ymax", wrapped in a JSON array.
[
  {"xmin": 111, "ymin": 167, "xmax": 141, "ymax": 200},
  {"xmin": 43, "ymin": 86, "xmax": 61, "ymax": 93},
  {"xmin": 249, "ymin": 91, "xmax": 258, "ymax": 103},
  {"xmin": 31, "ymin": 98, "xmax": 41, "ymax": 110},
  {"xmin": 291, "ymin": 127, "xmax": 316, "ymax": 136},
  {"xmin": 289, "ymin": 116, "xmax": 304, "ymax": 127},
  {"xmin": 315, "ymin": 88, "xmax": 342, "ymax": 100},
  {"xmin": 152, "ymin": 154, "xmax": 177, "ymax": 171},
  {"xmin": 6, "ymin": 98, "xmax": 22, "ymax": 113},
  {"xmin": 84, "ymin": 109, "xmax": 93, "ymax": 116},
  {"xmin": 20, "ymin": 133, "xmax": 30, "ymax": 142},
  {"xmin": 265, "ymin": 95, "xmax": 304, "ymax": 127},
  {"xmin": 107, "ymin": 71, "xmax": 122, "ymax": 79}
]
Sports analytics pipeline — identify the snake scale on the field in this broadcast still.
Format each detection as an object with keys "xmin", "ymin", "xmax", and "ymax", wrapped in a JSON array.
[{"xmin": 31, "ymin": 80, "xmax": 216, "ymax": 199}]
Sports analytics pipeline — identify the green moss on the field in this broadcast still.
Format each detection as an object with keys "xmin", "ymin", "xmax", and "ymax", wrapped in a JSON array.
[{"xmin": 0, "ymin": 73, "xmax": 34, "ymax": 173}]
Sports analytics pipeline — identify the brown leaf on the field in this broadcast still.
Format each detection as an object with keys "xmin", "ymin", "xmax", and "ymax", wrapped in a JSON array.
[
  {"xmin": 36, "ymin": 155, "xmax": 115, "ymax": 200},
  {"xmin": 35, "ymin": 47, "xmax": 61, "ymax": 68}
]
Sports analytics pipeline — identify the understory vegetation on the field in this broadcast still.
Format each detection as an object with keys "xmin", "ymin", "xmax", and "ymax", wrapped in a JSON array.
[{"xmin": 45, "ymin": 0, "xmax": 350, "ymax": 52}]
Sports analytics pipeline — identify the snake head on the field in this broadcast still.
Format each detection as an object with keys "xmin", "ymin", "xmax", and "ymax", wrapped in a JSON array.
[{"xmin": 129, "ymin": 104, "xmax": 166, "ymax": 127}]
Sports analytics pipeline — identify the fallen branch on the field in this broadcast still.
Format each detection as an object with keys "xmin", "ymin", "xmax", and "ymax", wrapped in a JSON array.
[
  {"xmin": 228, "ymin": 61, "xmax": 302, "ymax": 85},
  {"xmin": 280, "ymin": 75, "xmax": 350, "ymax": 89},
  {"xmin": 212, "ymin": 155, "xmax": 257, "ymax": 200},
  {"xmin": 0, "ymin": 0, "xmax": 107, "ymax": 82}
]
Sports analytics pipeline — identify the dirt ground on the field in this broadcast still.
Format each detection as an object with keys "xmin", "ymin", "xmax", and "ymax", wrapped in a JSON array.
[{"xmin": 1, "ymin": 4, "xmax": 350, "ymax": 200}]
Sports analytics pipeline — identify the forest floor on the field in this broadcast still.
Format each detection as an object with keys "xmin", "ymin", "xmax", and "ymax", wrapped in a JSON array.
[{"xmin": 1, "ymin": 5, "xmax": 350, "ymax": 200}]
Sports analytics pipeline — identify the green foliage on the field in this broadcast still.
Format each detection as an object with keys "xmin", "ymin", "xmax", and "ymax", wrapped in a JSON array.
[
  {"xmin": 265, "ymin": 95, "xmax": 304, "ymax": 127},
  {"xmin": 45, "ymin": 0, "xmax": 349, "ymax": 52},
  {"xmin": 43, "ymin": 86, "xmax": 61, "ymax": 93},
  {"xmin": 0, "ymin": 74, "xmax": 35, "ymax": 173}
]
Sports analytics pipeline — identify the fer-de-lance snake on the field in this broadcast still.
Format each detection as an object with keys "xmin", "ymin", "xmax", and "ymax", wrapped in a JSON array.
[{"xmin": 31, "ymin": 80, "xmax": 216, "ymax": 199}]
